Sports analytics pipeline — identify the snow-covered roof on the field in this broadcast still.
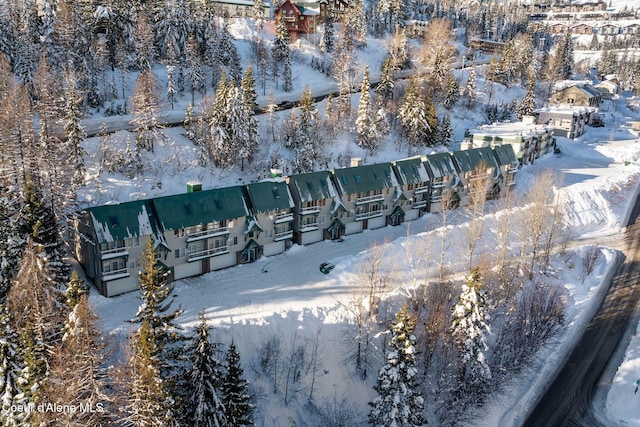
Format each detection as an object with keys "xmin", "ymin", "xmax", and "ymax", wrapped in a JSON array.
[{"xmin": 88, "ymin": 200, "xmax": 161, "ymax": 244}]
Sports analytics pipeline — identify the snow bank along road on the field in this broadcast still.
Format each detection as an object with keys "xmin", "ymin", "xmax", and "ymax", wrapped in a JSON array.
[{"xmin": 523, "ymin": 193, "xmax": 640, "ymax": 427}]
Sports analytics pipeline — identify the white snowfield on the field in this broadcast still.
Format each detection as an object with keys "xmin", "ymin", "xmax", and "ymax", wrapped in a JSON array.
[{"xmin": 87, "ymin": 94, "xmax": 640, "ymax": 425}]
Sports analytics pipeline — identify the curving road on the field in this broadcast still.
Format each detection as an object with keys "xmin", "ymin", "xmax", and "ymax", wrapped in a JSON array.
[{"xmin": 522, "ymin": 193, "xmax": 640, "ymax": 426}]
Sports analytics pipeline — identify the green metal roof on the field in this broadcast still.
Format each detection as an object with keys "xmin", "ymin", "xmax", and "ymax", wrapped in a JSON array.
[
  {"xmin": 424, "ymin": 152, "xmax": 457, "ymax": 179},
  {"xmin": 492, "ymin": 144, "xmax": 518, "ymax": 166},
  {"xmin": 88, "ymin": 200, "xmax": 160, "ymax": 244},
  {"xmin": 451, "ymin": 147, "xmax": 499, "ymax": 174},
  {"xmin": 393, "ymin": 157, "xmax": 430, "ymax": 185},
  {"xmin": 332, "ymin": 163, "xmax": 398, "ymax": 195},
  {"xmin": 288, "ymin": 171, "xmax": 336, "ymax": 203},
  {"xmin": 244, "ymin": 180, "xmax": 294, "ymax": 213},
  {"xmin": 152, "ymin": 186, "xmax": 248, "ymax": 231}
]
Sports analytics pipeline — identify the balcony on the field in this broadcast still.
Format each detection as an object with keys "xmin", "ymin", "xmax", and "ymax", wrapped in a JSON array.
[
  {"xmin": 300, "ymin": 206, "xmax": 320, "ymax": 215},
  {"xmin": 186, "ymin": 227, "xmax": 229, "ymax": 243},
  {"xmin": 430, "ymin": 180, "xmax": 446, "ymax": 189},
  {"xmin": 355, "ymin": 194, "xmax": 384, "ymax": 205},
  {"xmin": 100, "ymin": 247, "xmax": 128, "ymax": 260},
  {"xmin": 413, "ymin": 200, "xmax": 428, "ymax": 209},
  {"xmin": 274, "ymin": 230, "xmax": 293, "ymax": 241},
  {"xmin": 275, "ymin": 212, "xmax": 294, "ymax": 224},
  {"xmin": 414, "ymin": 184, "xmax": 430, "ymax": 194},
  {"xmin": 187, "ymin": 246, "xmax": 229, "ymax": 262},
  {"xmin": 101, "ymin": 268, "xmax": 129, "ymax": 281},
  {"xmin": 355, "ymin": 210, "xmax": 383, "ymax": 221},
  {"xmin": 300, "ymin": 223, "xmax": 319, "ymax": 232}
]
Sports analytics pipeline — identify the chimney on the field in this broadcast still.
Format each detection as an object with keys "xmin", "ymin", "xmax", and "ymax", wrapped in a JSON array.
[
  {"xmin": 350, "ymin": 157, "xmax": 363, "ymax": 167},
  {"xmin": 187, "ymin": 182, "xmax": 202, "ymax": 193}
]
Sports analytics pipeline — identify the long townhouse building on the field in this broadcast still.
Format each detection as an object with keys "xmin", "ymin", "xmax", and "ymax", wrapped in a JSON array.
[{"xmin": 75, "ymin": 145, "xmax": 531, "ymax": 297}]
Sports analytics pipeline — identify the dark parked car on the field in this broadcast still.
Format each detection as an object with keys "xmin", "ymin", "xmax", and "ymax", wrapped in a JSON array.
[{"xmin": 319, "ymin": 262, "xmax": 335, "ymax": 274}]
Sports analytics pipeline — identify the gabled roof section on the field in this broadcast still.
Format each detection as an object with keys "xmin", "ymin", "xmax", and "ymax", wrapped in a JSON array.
[
  {"xmin": 288, "ymin": 171, "xmax": 337, "ymax": 203},
  {"xmin": 153, "ymin": 186, "xmax": 248, "ymax": 231},
  {"xmin": 393, "ymin": 157, "xmax": 430, "ymax": 185},
  {"xmin": 492, "ymin": 144, "xmax": 519, "ymax": 167},
  {"xmin": 245, "ymin": 180, "xmax": 295, "ymax": 213},
  {"xmin": 332, "ymin": 162, "xmax": 398, "ymax": 195},
  {"xmin": 424, "ymin": 152, "xmax": 457, "ymax": 179},
  {"xmin": 451, "ymin": 147, "xmax": 499, "ymax": 174},
  {"xmin": 88, "ymin": 200, "xmax": 160, "ymax": 244}
]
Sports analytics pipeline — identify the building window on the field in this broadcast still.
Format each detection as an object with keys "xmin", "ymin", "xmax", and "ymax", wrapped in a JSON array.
[
  {"xmin": 174, "ymin": 229, "xmax": 185, "ymax": 238},
  {"xmin": 318, "ymin": 215, "xmax": 326, "ymax": 224},
  {"xmin": 174, "ymin": 248, "xmax": 186, "ymax": 259},
  {"xmin": 266, "ymin": 229, "xmax": 274, "ymax": 238}
]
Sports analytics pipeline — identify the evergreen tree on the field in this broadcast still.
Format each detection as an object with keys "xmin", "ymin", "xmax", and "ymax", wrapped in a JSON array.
[
  {"xmin": 398, "ymin": 78, "xmax": 429, "ymax": 148},
  {"xmin": 253, "ymin": 0, "xmax": 265, "ymax": 30},
  {"xmin": 19, "ymin": 179, "xmax": 70, "ymax": 287},
  {"xmin": 66, "ymin": 270, "xmax": 90, "ymax": 309},
  {"xmin": 133, "ymin": 10, "xmax": 155, "ymax": 71},
  {"xmin": 130, "ymin": 237, "xmax": 183, "ymax": 360},
  {"xmin": 241, "ymin": 64, "xmax": 259, "ymax": 112},
  {"xmin": 376, "ymin": 57, "xmax": 395, "ymax": 102},
  {"xmin": 320, "ymin": 14, "xmax": 335, "ymax": 54},
  {"xmin": 282, "ymin": 52, "xmax": 293, "ymax": 92},
  {"xmin": 444, "ymin": 77, "xmax": 460, "ymax": 110},
  {"xmin": 63, "ymin": 72, "xmax": 87, "ymax": 187},
  {"xmin": 356, "ymin": 66, "xmax": 372, "ymax": 149},
  {"xmin": 439, "ymin": 113, "xmax": 453, "ymax": 146},
  {"xmin": 186, "ymin": 36, "xmax": 206, "ymax": 105},
  {"xmin": 130, "ymin": 69, "xmax": 161, "ymax": 153},
  {"xmin": 186, "ymin": 311, "xmax": 227, "ymax": 427},
  {"xmin": 124, "ymin": 321, "xmax": 175, "ymax": 426},
  {"xmin": 464, "ymin": 60, "xmax": 478, "ymax": 108},
  {"xmin": 0, "ymin": 306, "xmax": 29, "ymax": 426},
  {"xmin": 368, "ymin": 303, "xmax": 425, "ymax": 427},
  {"xmin": 221, "ymin": 341, "xmax": 253, "ymax": 426},
  {"xmin": 37, "ymin": 296, "xmax": 112, "ymax": 426},
  {"xmin": 451, "ymin": 268, "xmax": 492, "ymax": 394},
  {"xmin": 271, "ymin": 13, "xmax": 289, "ymax": 89},
  {"xmin": 167, "ymin": 65, "xmax": 177, "ymax": 110},
  {"xmin": 516, "ymin": 77, "xmax": 536, "ymax": 120},
  {"xmin": 0, "ymin": 186, "xmax": 22, "ymax": 299},
  {"xmin": 557, "ymin": 32, "xmax": 574, "ymax": 79},
  {"xmin": 424, "ymin": 92, "xmax": 439, "ymax": 147}
]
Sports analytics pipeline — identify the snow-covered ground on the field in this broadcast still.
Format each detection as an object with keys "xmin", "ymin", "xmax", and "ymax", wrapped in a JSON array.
[{"xmin": 85, "ymin": 93, "xmax": 640, "ymax": 425}]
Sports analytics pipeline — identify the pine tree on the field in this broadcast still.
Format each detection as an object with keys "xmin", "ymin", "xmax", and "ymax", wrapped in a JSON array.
[
  {"xmin": 221, "ymin": 341, "xmax": 253, "ymax": 426},
  {"xmin": 133, "ymin": 10, "xmax": 155, "ymax": 71},
  {"xmin": 186, "ymin": 311, "xmax": 227, "ymax": 427},
  {"xmin": 0, "ymin": 186, "xmax": 22, "ymax": 300},
  {"xmin": 439, "ymin": 113, "xmax": 452, "ymax": 146},
  {"xmin": 376, "ymin": 57, "xmax": 395, "ymax": 102},
  {"xmin": 368, "ymin": 303, "xmax": 425, "ymax": 427},
  {"xmin": 398, "ymin": 78, "xmax": 429, "ymax": 148},
  {"xmin": 124, "ymin": 321, "xmax": 175, "ymax": 426},
  {"xmin": 66, "ymin": 270, "xmax": 90, "ymax": 309},
  {"xmin": 356, "ymin": 66, "xmax": 372, "ymax": 149},
  {"xmin": 19, "ymin": 179, "xmax": 70, "ymax": 287},
  {"xmin": 130, "ymin": 69, "xmax": 161, "ymax": 153},
  {"xmin": 253, "ymin": 0, "xmax": 265, "ymax": 30},
  {"xmin": 282, "ymin": 52, "xmax": 293, "ymax": 93},
  {"xmin": 64, "ymin": 72, "xmax": 87, "ymax": 188},
  {"xmin": 241, "ymin": 64, "xmax": 259, "ymax": 112},
  {"xmin": 37, "ymin": 296, "xmax": 112, "ymax": 426},
  {"xmin": 444, "ymin": 77, "xmax": 460, "ymax": 110},
  {"xmin": 167, "ymin": 65, "xmax": 177, "ymax": 110},
  {"xmin": 451, "ymin": 268, "xmax": 491, "ymax": 394},
  {"xmin": 130, "ymin": 237, "xmax": 183, "ymax": 359},
  {"xmin": 0, "ymin": 306, "xmax": 29, "ymax": 426},
  {"xmin": 271, "ymin": 13, "xmax": 289, "ymax": 89},
  {"xmin": 464, "ymin": 60, "xmax": 478, "ymax": 108},
  {"xmin": 186, "ymin": 36, "xmax": 206, "ymax": 105},
  {"xmin": 320, "ymin": 14, "xmax": 335, "ymax": 54},
  {"xmin": 516, "ymin": 77, "xmax": 536, "ymax": 120}
]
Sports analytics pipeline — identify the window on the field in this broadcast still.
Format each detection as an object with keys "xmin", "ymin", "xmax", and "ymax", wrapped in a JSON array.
[
  {"xmin": 318, "ymin": 215, "xmax": 326, "ymax": 224},
  {"xmin": 231, "ymin": 236, "xmax": 238, "ymax": 246},
  {"xmin": 174, "ymin": 229, "xmax": 185, "ymax": 238},
  {"xmin": 174, "ymin": 248, "xmax": 186, "ymax": 259},
  {"xmin": 128, "ymin": 259, "xmax": 140, "ymax": 269},
  {"xmin": 266, "ymin": 229, "xmax": 274, "ymax": 238}
]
